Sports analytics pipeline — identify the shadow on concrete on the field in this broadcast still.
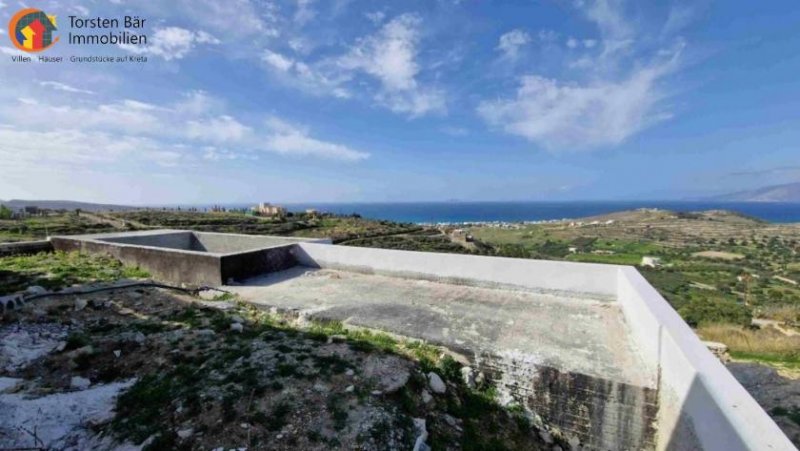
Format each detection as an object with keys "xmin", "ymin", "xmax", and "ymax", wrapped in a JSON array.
[
  {"xmin": 662, "ymin": 371, "xmax": 798, "ymax": 450},
  {"xmin": 235, "ymin": 266, "xmax": 317, "ymax": 287}
]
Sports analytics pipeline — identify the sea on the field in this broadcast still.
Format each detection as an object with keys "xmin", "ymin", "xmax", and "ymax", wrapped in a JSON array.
[{"xmin": 191, "ymin": 201, "xmax": 800, "ymax": 224}]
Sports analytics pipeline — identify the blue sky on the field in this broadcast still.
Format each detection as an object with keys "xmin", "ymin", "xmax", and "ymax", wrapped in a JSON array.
[{"xmin": 0, "ymin": 0, "xmax": 799, "ymax": 204}]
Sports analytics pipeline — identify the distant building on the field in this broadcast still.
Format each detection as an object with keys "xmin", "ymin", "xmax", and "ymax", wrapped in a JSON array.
[
  {"xmin": 641, "ymin": 256, "xmax": 662, "ymax": 268},
  {"xmin": 253, "ymin": 203, "xmax": 287, "ymax": 217}
]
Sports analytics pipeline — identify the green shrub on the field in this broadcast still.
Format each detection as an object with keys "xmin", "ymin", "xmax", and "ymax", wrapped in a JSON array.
[{"xmin": 678, "ymin": 297, "xmax": 752, "ymax": 327}]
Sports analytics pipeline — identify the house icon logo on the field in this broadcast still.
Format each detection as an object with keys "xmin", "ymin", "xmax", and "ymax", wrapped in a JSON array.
[{"xmin": 8, "ymin": 8, "xmax": 59, "ymax": 52}]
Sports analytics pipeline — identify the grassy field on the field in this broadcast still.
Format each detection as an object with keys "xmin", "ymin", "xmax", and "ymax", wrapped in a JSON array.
[
  {"xmin": 0, "ymin": 212, "xmax": 119, "ymax": 242},
  {"xmin": 0, "ymin": 251, "xmax": 150, "ymax": 295}
]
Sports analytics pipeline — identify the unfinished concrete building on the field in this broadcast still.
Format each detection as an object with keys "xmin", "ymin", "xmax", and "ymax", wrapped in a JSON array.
[{"xmin": 52, "ymin": 230, "xmax": 796, "ymax": 450}]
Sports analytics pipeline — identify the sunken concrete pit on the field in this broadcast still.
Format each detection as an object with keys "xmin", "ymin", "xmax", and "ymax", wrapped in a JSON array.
[
  {"xmin": 51, "ymin": 230, "xmax": 329, "ymax": 286},
  {"xmin": 50, "ymin": 231, "xmax": 795, "ymax": 450}
]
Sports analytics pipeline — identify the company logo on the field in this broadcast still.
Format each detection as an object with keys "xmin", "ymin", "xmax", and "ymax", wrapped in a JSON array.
[{"xmin": 8, "ymin": 8, "xmax": 59, "ymax": 52}]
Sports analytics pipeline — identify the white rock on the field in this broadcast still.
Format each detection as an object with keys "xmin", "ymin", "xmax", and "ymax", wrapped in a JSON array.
[
  {"xmin": 313, "ymin": 383, "xmax": 329, "ymax": 393},
  {"xmin": 70, "ymin": 376, "xmax": 91, "ymax": 390},
  {"xmin": 345, "ymin": 369, "xmax": 355, "ymax": 377},
  {"xmin": 240, "ymin": 423, "xmax": 250, "ymax": 429},
  {"xmin": 25, "ymin": 285, "xmax": 47, "ymax": 295},
  {"xmin": 461, "ymin": 366, "xmax": 476, "ymax": 388},
  {"xmin": 345, "ymin": 385, "xmax": 355, "ymax": 393},
  {"xmin": 421, "ymin": 390, "xmax": 432, "ymax": 404},
  {"xmin": 177, "ymin": 428, "xmax": 193, "ymax": 439},
  {"xmin": 0, "ymin": 377, "xmax": 22, "ymax": 393},
  {"xmin": 113, "ymin": 349, "xmax": 121, "ymax": 358},
  {"xmin": 56, "ymin": 341, "xmax": 67, "ymax": 352},
  {"xmin": 74, "ymin": 299, "xmax": 88, "ymax": 311},
  {"xmin": 230, "ymin": 323, "xmax": 244, "ymax": 333},
  {"xmin": 568, "ymin": 436, "xmax": 580, "ymax": 450},
  {"xmin": 412, "ymin": 418, "xmax": 429, "ymax": 451},
  {"xmin": 427, "ymin": 372, "xmax": 446, "ymax": 394},
  {"xmin": 540, "ymin": 430, "xmax": 554, "ymax": 444}
]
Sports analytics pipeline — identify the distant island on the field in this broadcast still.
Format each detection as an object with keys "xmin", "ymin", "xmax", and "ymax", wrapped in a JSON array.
[
  {"xmin": 708, "ymin": 182, "xmax": 800, "ymax": 202},
  {"xmin": 0, "ymin": 199, "xmax": 138, "ymax": 212}
]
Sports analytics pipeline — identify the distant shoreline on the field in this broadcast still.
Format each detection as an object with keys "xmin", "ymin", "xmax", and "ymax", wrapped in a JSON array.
[{"xmin": 4, "ymin": 200, "xmax": 800, "ymax": 224}]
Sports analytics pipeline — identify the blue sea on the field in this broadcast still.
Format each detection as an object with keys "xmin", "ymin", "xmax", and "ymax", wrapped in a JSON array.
[{"xmin": 253, "ymin": 201, "xmax": 800, "ymax": 224}]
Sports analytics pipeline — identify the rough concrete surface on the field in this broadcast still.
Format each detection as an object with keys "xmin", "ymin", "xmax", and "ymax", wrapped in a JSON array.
[
  {"xmin": 229, "ymin": 267, "xmax": 653, "ymax": 388},
  {"xmin": 229, "ymin": 267, "xmax": 660, "ymax": 448}
]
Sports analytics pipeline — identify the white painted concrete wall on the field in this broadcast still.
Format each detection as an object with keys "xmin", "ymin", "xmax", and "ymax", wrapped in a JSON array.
[
  {"xmin": 295, "ymin": 242, "xmax": 619, "ymax": 296},
  {"xmin": 617, "ymin": 267, "xmax": 795, "ymax": 451},
  {"xmin": 296, "ymin": 243, "xmax": 796, "ymax": 450}
]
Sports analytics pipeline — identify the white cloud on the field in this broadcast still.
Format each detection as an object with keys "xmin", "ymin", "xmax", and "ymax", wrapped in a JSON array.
[
  {"xmin": 478, "ymin": 51, "xmax": 680, "ymax": 150},
  {"xmin": 365, "ymin": 11, "xmax": 385, "ymax": 25},
  {"xmin": 538, "ymin": 29, "xmax": 559, "ymax": 44},
  {"xmin": 120, "ymin": 27, "xmax": 220, "ymax": 60},
  {"xmin": 0, "ymin": 46, "xmax": 30, "ymax": 57},
  {"xmin": 71, "ymin": 5, "xmax": 90, "ymax": 15},
  {"xmin": 0, "ymin": 128, "xmax": 182, "ymax": 171},
  {"xmin": 39, "ymin": 81, "xmax": 94, "ymax": 95},
  {"xmin": 497, "ymin": 29, "xmax": 531, "ymax": 60},
  {"xmin": 478, "ymin": 0, "xmax": 685, "ymax": 150},
  {"xmin": 176, "ymin": 0, "xmax": 276, "ymax": 38},
  {"xmin": 263, "ymin": 49, "xmax": 295, "ymax": 72},
  {"xmin": 663, "ymin": 3, "xmax": 695, "ymax": 36},
  {"xmin": 0, "ymin": 91, "xmax": 368, "ymax": 166},
  {"xmin": 294, "ymin": 0, "xmax": 316, "ymax": 25},
  {"xmin": 187, "ymin": 115, "xmax": 252, "ymax": 143},
  {"xmin": 262, "ymin": 117, "xmax": 369, "ymax": 161},
  {"xmin": 566, "ymin": 37, "xmax": 578, "ymax": 48},
  {"xmin": 340, "ymin": 14, "xmax": 422, "ymax": 91},
  {"xmin": 338, "ymin": 13, "xmax": 445, "ymax": 116},
  {"xmin": 262, "ymin": 49, "xmax": 351, "ymax": 98}
]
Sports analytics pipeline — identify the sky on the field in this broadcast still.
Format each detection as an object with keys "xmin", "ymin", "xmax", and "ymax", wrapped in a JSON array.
[{"xmin": 0, "ymin": 0, "xmax": 799, "ymax": 204}]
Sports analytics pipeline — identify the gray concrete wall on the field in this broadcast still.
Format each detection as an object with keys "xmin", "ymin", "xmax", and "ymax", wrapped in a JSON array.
[
  {"xmin": 51, "ymin": 236, "xmax": 224, "ymax": 286},
  {"xmin": 50, "ymin": 231, "xmax": 326, "ymax": 286},
  {"xmin": 0, "ymin": 240, "xmax": 53, "ymax": 257},
  {"xmin": 293, "ymin": 242, "xmax": 619, "ymax": 297},
  {"xmin": 478, "ymin": 351, "xmax": 658, "ymax": 449},
  {"xmin": 221, "ymin": 245, "xmax": 298, "ymax": 283},
  {"xmin": 194, "ymin": 231, "xmax": 325, "ymax": 254},
  {"xmin": 100, "ymin": 231, "xmax": 200, "ymax": 251}
]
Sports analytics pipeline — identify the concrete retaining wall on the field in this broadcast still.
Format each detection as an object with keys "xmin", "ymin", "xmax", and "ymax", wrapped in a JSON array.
[
  {"xmin": 51, "ymin": 231, "xmax": 329, "ymax": 286},
  {"xmin": 478, "ymin": 351, "xmax": 659, "ymax": 450},
  {"xmin": 293, "ymin": 242, "xmax": 619, "ymax": 297},
  {"xmin": 52, "ymin": 236, "xmax": 224, "ymax": 286},
  {"xmin": 617, "ymin": 267, "xmax": 795, "ymax": 451},
  {"xmin": 0, "ymin": 240, "xmax": 53, "ymax": 257},
  {"xmin": 295, "ymin": 243, "xmax": 795, "ymax": 450}
]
